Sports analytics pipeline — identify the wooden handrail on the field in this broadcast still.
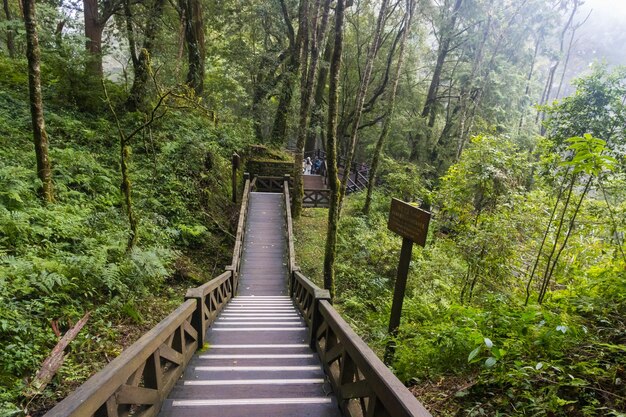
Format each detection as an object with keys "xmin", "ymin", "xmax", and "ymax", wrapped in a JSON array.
[
  {"xmin": 228, "ymin": 175, "xmax": 252, "ymax": 290},
  {"xmin": 44, "ymin": 173, "xmax": 256, "ymax": 417},
  {"xmin": 315, "ymin": 300, "xmax": 432, "ymax": 417},
  {"xmin": 283, "ymin": 176, "xmax": 297, "ymax": 275},
  {"xmin": 286, "ymin": 187, "xmax": 433, "ymax": 416},
  {"xmin": 43, "ymin": 300, "xmax": 198, "ymax": 417}
]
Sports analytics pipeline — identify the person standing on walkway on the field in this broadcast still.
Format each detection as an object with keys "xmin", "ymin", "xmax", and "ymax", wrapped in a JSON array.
[{"xmin": 304, "ymin": 157, "xmax": 313, "ymax": 175}]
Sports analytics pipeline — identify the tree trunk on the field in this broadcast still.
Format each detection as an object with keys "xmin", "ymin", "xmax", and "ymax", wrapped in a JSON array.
[
  {"xmin": 180, "ymin": 0, "xmax": 205, "ymax": 95},
  {"xmin": 338, "ymin": 0, "xmax": 389, "ymax": 212},
  {"xmin": 84, "ymin": 0, "xmax": 104, "ymax": 78},
  {"xmin": 271, "ymin": 0, "xmax": 308, "ymax": 146},
  {"xmin": 431, "ymin": 16, "xmax": 490, "ymax": 177},
  {"xmin": 364, "ymin": 0, "xmax": 415, "ymax": 215},
  {"xmin": 270, "ymin": 68, "xmax": 297, "ymax": 145},
  {"xmin": 294, "ymin": 0, "xmax": 331, "ymax": 218},
  {"xmin": 305, "ymin": 33, "xmax": 333, "ymax": 153},
  {"xmin": 518, "ymin": 34, "xmax": 541, "ymax": 133},
  {"xmin": 3, "ymin": 0, "xmax": 15, "ymax": 58},
  {"xmin": 323, "ymin": 0, "xmax": 345, "ymax": 300},
  {"xmin": 24, "ymin": 0, "xmax": 53, "ymax": 203},
  {"xmin": 252, "ymin": 54, "xmax": 283, "ymax": 142},
  {"xmin": 535, "ymin": 1, "xmax": 578, "ymax": 130},
  {"xmin": 126, "ymin": 0, "xmax": 165, "ymax": 111},
  {"xmin": 409, "ymin": 0, "xmax": 462, "ymax": 163},
  {"xmin": 538, "ymin": 176, "xmax": 591, "ymax": 304},
  {"xmin": 422, "ymin": 0, "xmax": 463, "ymax": 124}
]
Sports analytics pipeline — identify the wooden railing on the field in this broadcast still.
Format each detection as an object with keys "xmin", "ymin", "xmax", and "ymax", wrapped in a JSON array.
[
  {"xmin": 44, "ymin": 176, "xmax": 255, "ymax": 417},
  {"xmin": 315, "ymin": 300, "xmax": 432, "ymax": 417},
  {"xmin": 284, "ymin": 178, "xmax": 433, "ymax": 417},
  {"xmin": 253, "ymin": 175, "xmax": 291, "ymax": 192},
  {"xmin": 185, "ymin": 271, "xmax": 233, "ymax": 348},
  {"xmin": 227, "ymin": 174, "xmax": 252, "ymax": 291},
  {"xmin": 283, "ymin": 175, "xmax": 297, "ymax": 275},
  {"xmin": 43, "ymin": 301, "xmax": 198, "ymax": 417},
  {"xmin": 304, "ymin": 149, "xmax": 369, "ymax": 195},
  {"xmin": 303, "ymin": 189, "xmax": 331, "ymax": 208}
]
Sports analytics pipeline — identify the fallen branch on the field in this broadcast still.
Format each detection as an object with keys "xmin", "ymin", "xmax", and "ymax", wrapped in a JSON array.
[{"xmin": 26, "ymin": 312, "xmax": 91, "ymax": 396}]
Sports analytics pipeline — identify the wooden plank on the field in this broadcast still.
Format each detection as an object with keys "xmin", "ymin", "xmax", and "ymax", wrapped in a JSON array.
[{"xmin": 159, "ymin": 344, "xmax": 183, "ymax": 366}]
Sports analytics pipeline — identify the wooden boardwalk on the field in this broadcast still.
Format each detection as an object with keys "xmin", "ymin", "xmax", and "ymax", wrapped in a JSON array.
[{"xmin": 159, "ymin": 192, "xmax": 341, "ymax": 417}]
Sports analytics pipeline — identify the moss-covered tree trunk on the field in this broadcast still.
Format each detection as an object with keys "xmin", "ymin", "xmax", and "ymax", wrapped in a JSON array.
[
  {"xmin": 24, "ymin": 0, "xmax": 53, "ymax": 203},
  {"xmin": 3, "ymin": 0, "xmax": 15, "ymax": 58},
  {"xmin": 126, "ymin": 0, "xmax": 165, "ymax": 111},
  {"xmin": 83, "ymin": 0, "xmax": 104, "ymax": 78},
  {"xmin": 271, "ymin": 0, "xmax": 306, "ymax": 146},
  {"xmin": 294, "ymin": 0, "xmax": 331, "ymax": 218},
  {"xmin": 364, "ymin": 0, "xmax": 415, "ymax": 215},
  {"xmin": 305, "ymin": 33, "xmax": 333, "ymax": 154},
  {"xmin": 179, "ymin": 0, "xmax": 205, "ymax": 95},
  {"xmin": 323, "ymin": 0, "xmax": 345, "ymax": 300}
]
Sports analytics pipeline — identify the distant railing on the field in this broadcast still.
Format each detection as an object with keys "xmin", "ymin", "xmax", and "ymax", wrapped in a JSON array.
[
  {"xmin": 43, "ymin": 176, "xmax": 255, "ymax": 417},
  {"xmin": 303, "ymin": 189, "xmax": 331, "ymax": 208},
  {"xmin": 304, "ymin": 149, "xmax": 369, "ymax": 195},
  {"xmin": 284, "ymin": 180, "xmax": 433, "ymax": 417},
  {"xmin": 253, "ymin": 175, "xmax": 292, "ymax": 193}
]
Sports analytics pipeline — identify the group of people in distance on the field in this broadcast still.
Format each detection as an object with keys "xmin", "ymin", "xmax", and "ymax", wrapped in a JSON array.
[{"xmin": 302, "ymin": 156, "xmax": 323, "ymax": 175}]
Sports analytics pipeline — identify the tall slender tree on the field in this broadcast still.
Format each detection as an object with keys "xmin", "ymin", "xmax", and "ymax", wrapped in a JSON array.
[
  {"xmin": 338, "ymin": 0, "xmax": 390, "ymax": 212},
  {"xmin": 323, "ymin": 0, "xmax": 346, "ymax": 299},
  {"xmin": 24, "ymin": 0, "xmax": 53, "ymax": 202},
  {"xmin": 364, "ymin": 0, "xmax": 416, "ymax": 214},
  {"xmin": 270, "ymin": 0, "xmax": 307, "ymax": 145},
  {"xmin": 293, "ymin": 0, "xmax": 332, "ymax": 218},
  {"xmin": 3, "ymin": 0, "xmax": 15, "ymax": 57},
  {"xmin": 178, "ymin": 0, "xmax": 205, "ymax": 95}
]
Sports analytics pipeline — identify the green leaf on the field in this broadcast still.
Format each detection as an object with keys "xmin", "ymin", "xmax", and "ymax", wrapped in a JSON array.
[
  {"xmin": 468, "ymin": 346, "xmax": 481, "ymax": 363},
  {"xmin": 485, "ymin": 357, "xmax": 497, "ymax": 368},
  {"xmin": 484, "ymin": 337, "xmax": 493, "ymax": 348}
]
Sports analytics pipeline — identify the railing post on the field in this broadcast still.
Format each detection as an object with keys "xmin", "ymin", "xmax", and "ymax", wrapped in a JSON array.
[
  {"xmin": 225, "ymin": 265, "xmax": 237, "ymax": 295},
  {"xmin": 283, "ymin": 174, "xmax": 290, "ymax": 191},
  {"xmin": 244, "ymin": 172, "xmax": 250, "ymax": 188},
  {"xmin": 309, "ymin": 288, "xmax": 331, "ymax": 349},
  {"xmin": 184, "ymin": 289, "xmax": 205, "ymax": 349}
]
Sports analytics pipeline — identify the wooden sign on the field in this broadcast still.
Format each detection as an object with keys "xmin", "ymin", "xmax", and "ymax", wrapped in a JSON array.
[
  {"xmin": 387, "ymin": 198, "xmax": 431, "ymax": 246},
  {"xmin": 384, "ymin": 198, "xmax": 431, "ymax": 365}
]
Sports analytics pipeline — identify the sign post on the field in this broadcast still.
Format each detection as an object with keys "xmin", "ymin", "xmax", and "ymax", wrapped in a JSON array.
[{"xmin": 384, "ymin": 198, "xmax": 431, "ymax": 365}]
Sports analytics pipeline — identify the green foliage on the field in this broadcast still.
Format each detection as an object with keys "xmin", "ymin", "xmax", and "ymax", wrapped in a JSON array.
[
  {"xmin": 295, "ymin": 127, "xmax": 625, "ymax": 415},
  {"xmin": 542, "ymin": 66, "xmax": 626, "ymax": 155},
  {"xmin": 0, "ymin": 56, "xmax": 247, "ymax": 413}
]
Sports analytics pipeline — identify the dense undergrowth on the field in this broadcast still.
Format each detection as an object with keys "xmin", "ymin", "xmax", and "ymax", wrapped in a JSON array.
[
  {"xmin": 295, "ymin": 162, "xmax": 625, "ymax": 416},
  {"xmin": 0, "ymin": 56, "xmax": 250, "ymax": 416}
]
